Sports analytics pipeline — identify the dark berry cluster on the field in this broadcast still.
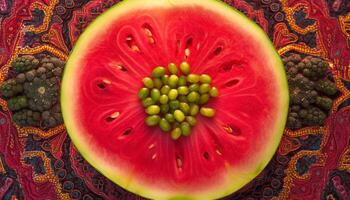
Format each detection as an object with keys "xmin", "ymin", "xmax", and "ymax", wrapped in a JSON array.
[
  {"xmin": 0, "ymin": 54, "xmax": 65, "ymax": 129},
  {"xmin": 283, "ymin": 53, "xmax": 338, "ymax": 130}
]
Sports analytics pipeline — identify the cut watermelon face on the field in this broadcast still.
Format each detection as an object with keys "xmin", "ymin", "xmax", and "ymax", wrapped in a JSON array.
[{"xmin": 61, "ymin": 0, "xmax": 289, "ymax": 199}]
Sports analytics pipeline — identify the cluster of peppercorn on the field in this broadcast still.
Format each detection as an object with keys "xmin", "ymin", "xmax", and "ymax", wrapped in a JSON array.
[
  {"xmin": 283, "ymin": 53, "xmax": 338, "ymax": 130},
  {"xmin": 0, "ymin": 54, "xmax": 65, "ymax": 129}
]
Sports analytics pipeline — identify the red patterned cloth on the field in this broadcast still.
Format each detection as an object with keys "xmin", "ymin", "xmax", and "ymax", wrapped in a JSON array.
[{"xmin": 0, "ymin": 0, "xmax": 350, "ymax": 199}]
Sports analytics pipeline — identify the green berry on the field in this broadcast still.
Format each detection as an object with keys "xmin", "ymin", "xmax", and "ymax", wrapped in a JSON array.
[
  {"xmin": 186, "ymin": 116, "xmax": 197, "ymax": 126},
  {"xmin": 189, "ymin": 104, "xmax": 199, "ymax": 116},
  {"xmin": 159, "ymin": 95, "xmax": 169, "ymax": 104},
  {"xmin": 153, "ymin": 78, "xmax": 163, "ymax": 89},
  {"xmin": 171, "ymin": 128, "xmax": 182, "ymax": 140},
  {"xmin": 180, "ymin": 61, "xmax": 190, "ymax": 75},
  {"xmin": 165, "ymin": 113, "xmax": 175, "ymax": 123},
  {"xmin": 159, "ymin": 118, "xmax": 171, "ymax": 132},
  {"xmin": 199, "ymin": 84, "xmax": 211, "ymax": 94},
  {"xmin": 200, "ymin": 107, "xmax": 215, "ymax": 117},
  {"xmin": 180, "ymin": 122, "xmax": 191, "ymax": 136},
  {"xmin": 169, "ymin": 75, "xmax": 179, "ymax": 88},
  {"xmin": 150, "ymin": 89, "xmax": 161, "ymax": 102},
  {"xmin": 138, "ymin": 88, "xmax": 149, "ymax": 99},
  {"xmin": 152, "ymin": 66, "xmax": 166, "ymax": 78},
  {"xmin": 161, "ymin": 75, "xmax": 169, "ymax": 85},
  {"xmin": 189, "ymin": 84, "xmax": 199, "ymax": 92},
  {"xmin": 168, "ymin": 89, "xmax": 179, "ymax": 100},
  {"xmin": 160, "ymin": 104, "xmax": 170, "ymax": 114},
  {"xmin": 178, "ymin": 76, "xmax": 187, "ymax": 86},
  {"xmin": 168, "ymin": 63, "xmax": 178, "ymax": 75},
  {"xmin": 146, "ymin": 105, "xmax": 160, "ymax": 115},
  {"xmin": 209, "ymin": 87, "xmax": 219, "ymax": 97},
  {"xmin": 316, "ymin": 97, "xmax": 332, "ymax": 111},
  {"xmin": 174, "ymin": 110, "xmax": 185, "ymax": 122},
  {"xmin": 169, "ymin": 100, "xmax": 180, "ymax": 110},
  {"xmin": 7, "ymin": 96, "xmax": 28, "ymax": 111},
  {"xmin": 145, "ymin": 115, "xmax": 160, "ymax": 126},
  {"xmin": 142, "ymin": 97, "xmax": 154, "ymax": 107},
  {"xmin": 178, "ymin": 86, "xmax": 189, "ymax": 95},
  {"xmin": 179, "ymin": 102, "xmax": 190, "ymax": 115},
  {"xmin": 187, "ymin": 91, "xmax": 200, "ymax": 103},
  {"xmin": 161, "ymin": 85, "xmax": 170, "ymax": 95},
  {"xmin": 199, "ymin": 94, "xmax": 210, "ymax": 104},
  {"xmin": 143, "ymin": 77, "xmax": 154, "ymax": 88},
  {"xmin": 200, "ymin": 74, "xmax": 212, "ymax": 84},
  {"xmin": 187, "ymin": 74, "xmax": 200, "ymax": 83}
]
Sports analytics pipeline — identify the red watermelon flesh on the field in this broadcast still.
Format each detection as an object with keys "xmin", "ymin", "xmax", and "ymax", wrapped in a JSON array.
[{"xmin": 61, "ymin": 0, "xmax": 289, "ymax": 199}]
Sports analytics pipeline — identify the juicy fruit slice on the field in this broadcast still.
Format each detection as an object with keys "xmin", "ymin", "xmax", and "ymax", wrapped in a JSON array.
[{"xmin": 61, "ymin": 0, "xmax": 289, "ymax": 199}]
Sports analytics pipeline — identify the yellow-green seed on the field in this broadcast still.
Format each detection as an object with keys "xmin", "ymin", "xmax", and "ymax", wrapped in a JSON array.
[
  {"xmin": 189, "ymin": 104, "xmax": 199, "ymax": 116},
  {"xmin": 200, "ymin": 74, "xmax": 212, "ymax": 84},
  {"xmin": 209, "ymin": 87, "xmax": 219, "ymax": 97},
  {"xmin": 180, "ymin": 122, "xmax": 191, "ymax": 136},
  {"xmin": 186, "ymin": 116, "xmax": 197, "ymax": 126},
  {"xmin": 160, "ymin": 104, "xmax": 170, "ymax": 114},
  {"xmin": 142, "ymin": 97, "xmax": 154, "ymax": 107},
  {"xmin": 161, "ymin": 85, "xmax": 170, "ymax": 95},
  {"xmin": 168, "ymin": 89, "xmax": 178, "ymax": 100},
  {"xmin": 138, "ymin": 88, "xmax": 149, "ymax": 99},
  {"xmin": 168, "ymin": 63, "xmax": 178, "ymax": 75},
  {"xmin": 199, "ymin": 94, "xmax": 210, "ymax": 105},
  {"xmin": 169, "ymin": 75, "xmax": 179, "ymax": 88},
  {"xmin": 159, "ymin": 118, "xmax": 171, "ymax": 132},
  {"xmin": 187, "ymin": 74, "xmax": 200, "ymax": 83},
  {"xmin": 189, "ymin": 84, "xmax": 199, "ymax": 92},
  {"xmin": 161, "ymin": 75, "xmax": 169, "ymax": 85},
  {"xmin": 152, "ymin": 66, "xmax": 166, "ymax": 78},
  {"xmin": 145, "ymin": 115, "xmax": 160, "ymax": 126},
  {"xmin": 199, "ymin": 83, "xmax": 211, "ymax": 94},
  {"xmin": 159, "ymin": 95, "xmax": 169, "ymax": 104},
  {"xmin": 146, "ymin": 105, "xmax": 160, "ymax": 115},
  {"xmin": 200, "ymin": 107, "xmax": 216, "ymax": 117},
  {"xmin": 179, "ymin": 102, "xmax": 190, "ymax": 115},
  {"xmin": 153, "ymin": 78, "xmax": 163, "ymax": 89},
  {"xmin": 174, "ymin": 110, "xmax": 185, "ymax": 122},
  {"xmin": 178, "ymin": 86, "xmax": 189, "ymax": 95},
  {"xmin": 165, "ymin": 113, "xmax": 175, "ymax": 123},
  {"xmin": 171, "ymin": 128, "xmax": 182, "ymax": 140},
  {"xmin": 169, "ymin": 100, "xmax": 180, "ymax": 110},
  {"xmin": 187, "ymin": 91, "xmax": 200, "ymax": 103},
  {"xmin": 180, "ymin": 61, "xmax": 190, "ymax": 75},
  {"xmin": 178, "ymin": 76, "xmax": 187, "ymax": 86},
  {"xmin": 143, "ymin": 77, "xmax": 154, "ymax": 88},
  {"xmin": 178, "ymin": 95, "xmax": 187, "ymax": 102},
  {"xmin": 151, "ymin": 89, "xmax": 160, "ymax": 102}
]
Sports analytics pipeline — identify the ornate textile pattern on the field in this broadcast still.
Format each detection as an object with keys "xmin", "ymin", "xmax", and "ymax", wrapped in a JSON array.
[{"xmin": 0, "ymin": 0, "xmax": 349, "ymax": 199}]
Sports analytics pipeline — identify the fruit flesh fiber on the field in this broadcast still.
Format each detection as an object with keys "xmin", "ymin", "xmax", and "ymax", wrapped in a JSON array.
[{"xmin": 61, "ymin": 0, "xmax": 289, "ymax": 199}]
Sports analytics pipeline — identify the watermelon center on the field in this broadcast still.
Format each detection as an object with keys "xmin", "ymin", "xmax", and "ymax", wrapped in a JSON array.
[{"xmin": 138, "ymin": 61, "xmax": 219, "ymax": 139}]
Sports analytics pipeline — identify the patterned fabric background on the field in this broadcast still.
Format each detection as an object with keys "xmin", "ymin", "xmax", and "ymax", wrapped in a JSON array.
[{"xmin": 0, "ymin": 0, "xmax": 350, "ymax": 199}]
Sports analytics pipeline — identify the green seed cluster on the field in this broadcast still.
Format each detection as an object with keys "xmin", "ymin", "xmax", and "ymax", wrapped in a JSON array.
[
  {"xmin": 283, "ymin": 53, "xmax": 338, "ymax": 130},
  {"xmin": 138, "ymin": 62, "xmax": 219, "ymax": 140},
  {"xmin": 0, "ymin": 54, "xmax": 65, "ymax": 128},
  {"xmin": 11, "ymin": 55, "xmax": 40, "ymax": 73}
]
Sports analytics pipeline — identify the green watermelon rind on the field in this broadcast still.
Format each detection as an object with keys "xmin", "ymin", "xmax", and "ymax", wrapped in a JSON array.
[{"xmin": 61, "ymin": 0, "xmax": 289, "ymax": 199}]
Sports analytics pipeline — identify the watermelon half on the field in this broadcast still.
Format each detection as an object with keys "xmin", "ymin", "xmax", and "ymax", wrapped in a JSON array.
[{"xmin": 61, "ymin": 0, "xmax": 289, "ymax": 199}]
